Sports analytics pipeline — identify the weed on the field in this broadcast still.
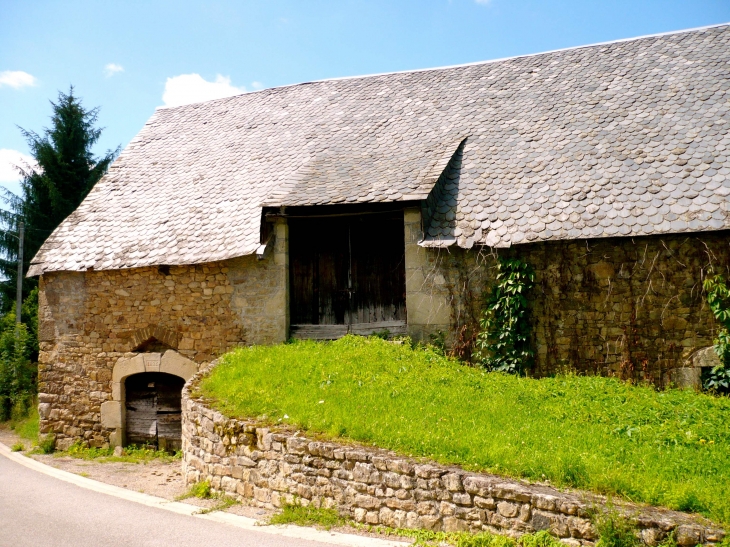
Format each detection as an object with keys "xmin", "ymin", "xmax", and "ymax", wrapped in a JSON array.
[
  {"xmin": 177, "ymin": 480, "xmax": 213, "ymax": 500},
  {"xmin": 202, "ymin": 336, "xmax": 730, "ymax": 524},
  {"xmin": 268, "ymin": 500, "xmax": 345, "ymax": 529},
  {"xmin": 657, "ymin": 531, "xmax": 677, "ymax": 547},
  {"xmin": 10, "ymin": 441, "xmax": 23, "ymax": 452},
  {"xmin": 177, "ymin": 480, "xmax": 238, "ymax": 514},
  {"xmin": 36, "ymin": 434, "xmax": 55, "ymax": 454},
  {"xmin": 194, "ymin": 496, "xmax": 238, "ymax": 514},
  {"xmin": 593, "ymin": 509, "xmax": 640, "ymax": 547}
]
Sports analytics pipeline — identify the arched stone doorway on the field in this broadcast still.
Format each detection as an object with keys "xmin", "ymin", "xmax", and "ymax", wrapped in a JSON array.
[{"xmin": 101, "ymin": 350, "xmax": 198, "ymax": 448}]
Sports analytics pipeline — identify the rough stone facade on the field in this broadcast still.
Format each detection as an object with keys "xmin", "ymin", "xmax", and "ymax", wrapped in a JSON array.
[
  {"xmin": 405, "ymin": 219, "xmax": 730, "ymax": 385},
  {"xmin": 37, "ymin": 210, "xmax": 729, "ymax": 449},
  {"xmin": 37, "ymin": 222, "xmax": 288, "ymax": 449},
  {"xmin": 181, "ymin": 373, "xmax": 725, "ymax": 546}
]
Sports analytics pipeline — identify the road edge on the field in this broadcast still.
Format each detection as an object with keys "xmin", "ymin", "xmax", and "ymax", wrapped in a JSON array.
[{"xmin": 0, "ymin": 441, "xmax": 406, "ymax": 547}]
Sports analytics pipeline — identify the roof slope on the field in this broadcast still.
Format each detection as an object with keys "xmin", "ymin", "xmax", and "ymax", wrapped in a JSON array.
[{"xmin": 29, "ymin": 24, "xmax": 730, "ymax": 275}]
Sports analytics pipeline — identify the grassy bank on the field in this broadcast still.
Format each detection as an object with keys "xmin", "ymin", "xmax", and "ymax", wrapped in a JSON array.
[
  {"xmin": 201, "ymin": 336, "xmax": 730, "ymax": 524},
  {"xmin": 6, "ymin": 403, "xmax": 39, "ymax": 443}
]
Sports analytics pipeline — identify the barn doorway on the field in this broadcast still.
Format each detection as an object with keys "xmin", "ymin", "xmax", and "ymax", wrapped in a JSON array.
[
  {"xmin": 124, "ymin": 372, "xmax": 185, "ymax": 450},
  {"xmin": 289, "ymin": 209, "xmax": 407, "ymax": 339}
]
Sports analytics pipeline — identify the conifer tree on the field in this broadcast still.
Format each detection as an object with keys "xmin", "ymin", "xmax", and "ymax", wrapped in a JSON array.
[{"xmin": 0, "ymin": 87, "xmax": 119, "ymax": 311}]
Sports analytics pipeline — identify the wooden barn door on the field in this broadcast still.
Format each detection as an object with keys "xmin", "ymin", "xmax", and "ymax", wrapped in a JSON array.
[
  {"xmin": 125, "ymin": 372, "xmax": 185, "ymax": 450},
  {"xmin": 289, "ymin": 211, "xmax": 406, "ymax": 339}
]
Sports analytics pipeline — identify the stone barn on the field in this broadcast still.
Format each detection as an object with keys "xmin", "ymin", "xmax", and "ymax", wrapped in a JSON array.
[{"xmin": 29, "ymin": 24, "xmax": 730, "ymax": 449}]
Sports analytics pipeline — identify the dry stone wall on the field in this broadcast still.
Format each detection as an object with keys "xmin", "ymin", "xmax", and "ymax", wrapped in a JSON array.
[
  {"xmin": 37, "ymin": 223, "xmax": 288, "ymax": 449},
  {"xmin": 406, "ymin": 223, "xmax": 730, "ymax": 384},
  {"xmin": 182, "ymin": 373, "xmax": 725, "ymax": 547}
]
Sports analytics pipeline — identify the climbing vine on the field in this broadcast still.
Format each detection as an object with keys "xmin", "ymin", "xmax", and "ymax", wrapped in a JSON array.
[
  {"xmin": 475, "ymin": 257, "xmax": 535, "ymax": 375},
  {"xmin": 703, "ymin": 268, "xmax": 730, "ymax": 393}
]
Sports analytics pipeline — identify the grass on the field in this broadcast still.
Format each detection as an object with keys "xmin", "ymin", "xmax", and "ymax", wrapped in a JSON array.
[
  {"xmin": 268, "ymin": 502, "xmax": 563, "ymax": 547},
  {"xmin": 268, "ymin": 500, "xmax": 345, "ymax": 529},
  {"xmin": 389, "ymin": 528, "xmax": 563, "ymax": 547},
  {"xmin": 62, "ymin": 442, "xmax": 182, "ymax": 463},
  {"xmin": 177, "ymin": 480, "xmax": 239, "ymax": 514},
  {"xmin": 201, "ymin": 336, "xmax": 730, "ymax": 525},
  {"xmin": 6, "ymin": 403, "xmax": 39, "ymax": 443}
]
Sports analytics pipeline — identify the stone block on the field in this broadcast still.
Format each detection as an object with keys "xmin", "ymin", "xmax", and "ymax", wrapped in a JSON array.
[{"xmin": 99, "ymin": 401, "xmax": 122, "ymax": 429}]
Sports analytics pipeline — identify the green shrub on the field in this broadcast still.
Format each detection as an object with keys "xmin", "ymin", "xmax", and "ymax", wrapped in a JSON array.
[{"xmin": 11, "ymin": 441, "xmax": 23, "ymax": 452}]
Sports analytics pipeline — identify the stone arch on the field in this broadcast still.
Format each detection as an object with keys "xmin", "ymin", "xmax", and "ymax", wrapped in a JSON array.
[
  {"xmin": 101, "ymin": 349, "xmax": 198, "ymax": 447},
  {"xmin": 129, "ymin": 325, "xmax": 180, "ymax": 352}
]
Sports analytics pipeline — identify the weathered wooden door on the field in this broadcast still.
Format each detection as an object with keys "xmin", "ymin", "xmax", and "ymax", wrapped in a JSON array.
[
  {"xmin": 125, "ymin": 372, "xmax": 185, "ymax": 450},
  {"xmin": 289, "ymin": 211, "xmax": 406, "ymax": 339}
]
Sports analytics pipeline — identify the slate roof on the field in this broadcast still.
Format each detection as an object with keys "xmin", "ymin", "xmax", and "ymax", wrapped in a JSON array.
[{"xmin": 29, "ymin": 24, "xmax": 730, "ymax": 275}]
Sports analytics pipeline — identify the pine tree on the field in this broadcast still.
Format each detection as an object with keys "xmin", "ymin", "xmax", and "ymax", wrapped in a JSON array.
[{"xmin": 0, "ymin": 87, "xmax": 119, "ymax": 311}]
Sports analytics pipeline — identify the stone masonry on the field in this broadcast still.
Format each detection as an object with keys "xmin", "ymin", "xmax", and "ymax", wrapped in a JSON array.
[
  {"xmin": 37, "ymin": 221, "xmax": 288, "ymax": 449},
  {"xmin": 405, "ymin": 214, "xmax": 730, "ymax": 384},
  {"xmin": 182, "ymin": 369, "xmax": 725, "ymax": 546}
]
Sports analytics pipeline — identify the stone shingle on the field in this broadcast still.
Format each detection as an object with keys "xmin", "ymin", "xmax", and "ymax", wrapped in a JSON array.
[{"xmin": 29, "ymin": 24, "xmax": 730, "ymax": 274}]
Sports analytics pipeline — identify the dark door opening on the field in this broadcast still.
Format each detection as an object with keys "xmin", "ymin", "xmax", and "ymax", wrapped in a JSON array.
[
  {"xmin": 289, "ymin": 211, "xmax": 407, "ymax": 339},
  {"xmin": 125, "ymin": 372, "xmax": 184, "ymax": 451}
]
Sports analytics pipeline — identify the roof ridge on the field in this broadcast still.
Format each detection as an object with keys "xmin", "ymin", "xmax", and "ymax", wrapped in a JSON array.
[{"xmin": 156, "ymin": 22, "xmax": 730, "ymax": 111}]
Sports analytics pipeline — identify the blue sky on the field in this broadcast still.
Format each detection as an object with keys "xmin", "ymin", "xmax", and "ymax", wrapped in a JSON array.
[{"xmin": 1, "ymin": 0, "xmax": 729, "ymax": 196}]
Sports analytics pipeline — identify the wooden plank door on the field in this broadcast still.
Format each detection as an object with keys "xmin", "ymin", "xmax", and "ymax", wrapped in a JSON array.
[
  {"xmin": 125, "ymin": 372, "xmax": 184, "ymax": 450},
  {"xmin": 289, "ymin": 211, "xmax": 406, "ymax": 339}
]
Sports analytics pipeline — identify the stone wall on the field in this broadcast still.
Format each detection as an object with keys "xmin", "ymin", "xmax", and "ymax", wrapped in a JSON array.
[
  {"xmin": 181, "ymin": 373, "xmax": 725, "ymax": 546},
  {"xmin": 37, "ymin": 221, "xmax": 288, "ymax": 449},
  {"xmin": 405, "ymin": 220, "xmax": 730, "ymax": 384}
]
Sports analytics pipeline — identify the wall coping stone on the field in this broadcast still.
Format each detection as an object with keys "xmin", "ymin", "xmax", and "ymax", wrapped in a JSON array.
[{"xmin": 181, "ymin": 365, "xmax": 725, "ymax": 546}]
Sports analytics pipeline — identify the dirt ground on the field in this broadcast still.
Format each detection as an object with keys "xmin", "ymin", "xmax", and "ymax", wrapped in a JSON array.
[{"xmin": 0, "ymin": 425, "xmax": 272, "ymax": 520}]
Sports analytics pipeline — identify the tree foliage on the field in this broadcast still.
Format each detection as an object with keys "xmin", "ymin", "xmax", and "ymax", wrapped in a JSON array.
[
  {"xmin": 0, "ymin": 88, "xmax": 118, "ymax": 418},
  {"xmin": 475, "ymin": 257, "xmax": 535, "ymax": 375},
  {"xmin": 0, "ymin": 87, "xmax": 119, "ymax": 311}
]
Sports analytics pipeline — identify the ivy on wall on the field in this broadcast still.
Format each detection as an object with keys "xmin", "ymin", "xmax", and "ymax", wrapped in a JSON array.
[
  {"xmin": 475, "ymin": 257, "xmax": 535, "ymax": 375},
  {"xmin": 703, "ymin": 268, "xmax": 730, "ymax": 394}
]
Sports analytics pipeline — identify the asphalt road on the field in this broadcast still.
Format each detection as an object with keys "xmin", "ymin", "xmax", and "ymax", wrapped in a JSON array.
[{"xmin": 0, "ymin": 451, "xmax": 379, "ymax": 547}]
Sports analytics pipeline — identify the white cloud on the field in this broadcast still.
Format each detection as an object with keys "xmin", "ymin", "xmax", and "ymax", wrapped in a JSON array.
[
  {"xmin": 0, "ymin": 149, "xmax": 36, "ymax": 184},
  {"xmin": 251, "ymin": 81, "xmax": 264, "ymax": 91},
  {"xmin": 104, "ymin": 63, "xmax": 124, "ymax": 77},
  {"xmin": 161, "ymin": 74, "xmax": 247, "ymax": 107},
  {"xmin": 0, "ymin": 71, "xmax": 38, "ymax": 89}
]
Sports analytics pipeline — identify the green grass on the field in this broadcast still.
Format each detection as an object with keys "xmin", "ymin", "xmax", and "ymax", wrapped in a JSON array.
[
  {"xmin": 268, "ymin": 501, "xmax": 345, "ymax": 529},
  {"xmin": 267, "ymin": 502, "xmax": 563, "ymax": 546},
  {"xmin": 7, "ymin": 403, "xmax": 39, "ymax": 442},
  {"xmin": 388, "ymin": 528, "xmax": 563, "ymax": 547},
  {"xmin": 201, "ymin": 336, "xmax": 730, "ymax": 525},
  {"xmin": 62, "ymin": 442, "xmax": 182, "ymax": 463}
]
